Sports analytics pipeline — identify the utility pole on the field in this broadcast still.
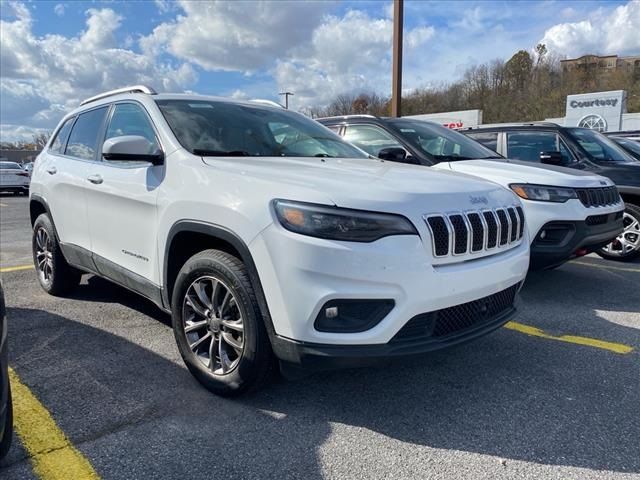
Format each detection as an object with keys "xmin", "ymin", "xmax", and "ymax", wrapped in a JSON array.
[
  {"xmin": 391, "ymin": 0, "xmax": 403, "ymax": 117},
  {"xmin": 279, "ymin": 91, "xmax": 294, "ymax": 109}
]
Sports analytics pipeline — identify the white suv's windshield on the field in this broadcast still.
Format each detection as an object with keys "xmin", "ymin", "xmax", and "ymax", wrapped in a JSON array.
[
  {"xmin": 156, "ymin": 99, "xmax": 368, "ymax": 159},
  {"xmin": 567, "ymin": 128, "xmax": 635, "ymax": 163},
  {"xmin": 387, "ymin": 120, "xmax": 501, "ymax": 162}
]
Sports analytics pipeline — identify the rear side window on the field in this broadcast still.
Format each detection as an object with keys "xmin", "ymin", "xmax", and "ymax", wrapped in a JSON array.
[
  {"xmin": 49, "ymin": 118, "xmax": 75, "ymax": 154},
  {"xmin": 65, "ymin": 107, "xmax": 109, "ymax": 160},
  {"xmin": 506, "ymin": 131, "xmax": 570, "ymax": 163},
  {"xmin": 467, "ymin": 132, "xmax": 498, "ymax": 152}
]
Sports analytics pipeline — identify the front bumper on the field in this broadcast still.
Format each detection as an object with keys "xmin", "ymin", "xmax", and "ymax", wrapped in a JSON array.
[
  {"xmin": 271, "ymin": 285, "xmax": 518, "ymax": 370},
  {"xmin": 250, "ymin": 222, "xmax": 529, "ymax": 346},
  {"xmin": 530, "ymin": 211, "xmax": 624, "ymax": 270}
]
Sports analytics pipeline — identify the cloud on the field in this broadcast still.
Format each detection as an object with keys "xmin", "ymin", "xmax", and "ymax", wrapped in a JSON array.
[
  {"xmin": 54, "ymin": 3, "xmax": 65, "ymax": 17},
  {"xmin": 274, "ymin": 9, "xmax": 436, "ymax": 110},
  {"xmin": 0, "ymin": 3, "xmax": 196, "ymax": 142},
  {"xmin": 539, "ymin": 1, "xmax": 640, "ymax": 57},
  {"xmin": 140, "ymin": 0, "xmax": 334, "ymax": 73}
]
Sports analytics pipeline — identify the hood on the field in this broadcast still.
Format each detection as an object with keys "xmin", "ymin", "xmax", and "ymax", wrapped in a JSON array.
[
  {"xmin": 438, "ymin": 158, "xmax": 616, "ymax": 189},
  {"xmin": 201, "ymin": 155, "xmax": 520, "ymax": 215}
]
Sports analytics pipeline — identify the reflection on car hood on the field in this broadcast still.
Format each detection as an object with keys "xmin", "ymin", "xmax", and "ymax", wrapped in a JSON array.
[
  {"xmin": 438, "ymin": 158, "xmax": 616, "ymax": 188},
  {"xmin": 201, "ymin": 155, "xmax": 519, "ymax": 214}
]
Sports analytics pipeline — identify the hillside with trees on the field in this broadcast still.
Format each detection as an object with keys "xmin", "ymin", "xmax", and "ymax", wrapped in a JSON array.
[{"xmin": 310, "ymin": 45, "xmax": 640, "ymax": 121}]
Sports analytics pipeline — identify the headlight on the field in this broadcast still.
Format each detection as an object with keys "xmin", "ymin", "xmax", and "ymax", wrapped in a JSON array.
[
  {"xmin": 509, "ymin": 184, "xmax": 577, "ymax": 203},
  {"xmin": 273, "ymin": 199, "xmax": 418, "ymax": 242}
]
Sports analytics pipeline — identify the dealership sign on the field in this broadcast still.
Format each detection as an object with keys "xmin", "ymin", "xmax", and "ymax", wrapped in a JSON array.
[
  {"xmin": 565, "ymin": 90, "xmax": 627, "ymax": 132},
  {"xmin": 404, "ymin": 109, "xmax": 483, "ymax": 130},
  {"xmin": 569, "ymin": 98, "xmax": 619, "ymax": 108}
]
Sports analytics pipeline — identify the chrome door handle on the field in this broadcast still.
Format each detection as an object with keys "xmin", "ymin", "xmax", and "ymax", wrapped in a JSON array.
[
  {"xmin": 46, "ymin": 166, "xmax": 57, "ymax": 175},
  {"xmin": 87, "ymin": 174, "xmax": 103, "ymax": 185}
]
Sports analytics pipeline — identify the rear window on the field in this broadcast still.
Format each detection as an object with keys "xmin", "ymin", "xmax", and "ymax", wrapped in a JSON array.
[{"xmin": 0, "ymin": 162, "xmax": 22, "ymax": 170}]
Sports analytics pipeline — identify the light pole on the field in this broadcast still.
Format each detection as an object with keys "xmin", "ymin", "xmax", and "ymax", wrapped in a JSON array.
[
  {"xmin": 391, "ymin": 0, "xmax": 403, "ymax": 117},
  {"xmin": 279, "ymin": 91, "xmax": 294, "ymax": 109}
]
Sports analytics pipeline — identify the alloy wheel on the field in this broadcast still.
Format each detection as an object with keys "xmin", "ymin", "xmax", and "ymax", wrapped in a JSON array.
[
  {"xmin": 601, "ymin": 212, "xmax": 640, "ymax": 257},
  {"xmin": 35, "ymin": 227, "xmax": 54, "ymax": 283},
  {"xmin": 181, "ymin": 276, "xmax": 244, "ymax": 375}
]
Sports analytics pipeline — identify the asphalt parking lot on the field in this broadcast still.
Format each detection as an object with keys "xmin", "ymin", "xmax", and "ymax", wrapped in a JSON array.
[{"xmin": 0, "ymin": 194, "xmax": 639, "ymax": 480}]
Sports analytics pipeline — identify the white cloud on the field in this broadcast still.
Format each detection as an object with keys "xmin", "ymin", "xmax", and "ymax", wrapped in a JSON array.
[
  {"xmin": 54, "ymin": 3, "xmax": 65, "ymax": 17},
  {"xmin": 274, "ymin": 10, "xmax": 435, "ymax": 110},
  {"xmin": 140, "ymin": 0, "xmax": 334, "ymax": 73},
  {"xmin": 0, "ymin": 2, "xmax": 196, "ymax": 142},
  {"xmin": 539, "ymin": 1, "xmax": 640, "ymax": 57}
]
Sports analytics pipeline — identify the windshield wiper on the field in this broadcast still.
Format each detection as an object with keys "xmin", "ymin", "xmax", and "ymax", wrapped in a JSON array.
[
  {"xmin": 479, "ymin": 155, "xmax": 503, "ymax": 159},
  {"xmin": 193, "ymin": 149, "xmax": 251, "ymax": 157},
  {"xmin": 432, "ymin": 155, "xmax": 473, "ymax": 161}
]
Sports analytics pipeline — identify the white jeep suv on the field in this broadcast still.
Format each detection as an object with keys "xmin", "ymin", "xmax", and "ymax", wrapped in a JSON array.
[{"xmin": 30, "ymin": 86, "xmax": 529, "ymax": 395}]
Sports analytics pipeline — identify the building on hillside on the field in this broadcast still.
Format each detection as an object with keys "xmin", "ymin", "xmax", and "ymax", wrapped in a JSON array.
[{"xmin": 560, "ymin": 54, "xmax": 640, "ymax": 78}]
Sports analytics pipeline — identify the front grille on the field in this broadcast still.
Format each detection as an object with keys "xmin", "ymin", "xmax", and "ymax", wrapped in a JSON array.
[
  {"xmin": 391, "ymin": 284, "xmax": 519, "ymax": 343},
  {"xmin": 576, "ymin": 186, "xmax": 621, "ymax": 208},
  {"xmin": 425, "ymin": 206, "xmax": 524, "ymax": 258}
]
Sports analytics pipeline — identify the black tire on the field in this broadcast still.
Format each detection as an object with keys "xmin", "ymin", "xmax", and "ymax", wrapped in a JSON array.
[
  {"xmin": 596, "ymin": 203, "xmax": 640, "ymax": 262},
  {"xmin": 171, "ymin": 249, "xmax": 275, "ymax": 396},
  {"xmin": 0, "ymin": 383, "xmax": 12, "ymax": 460},
  {"xmin": 32, "ymin": 214, "xmax": 82, "ymax": 296}
]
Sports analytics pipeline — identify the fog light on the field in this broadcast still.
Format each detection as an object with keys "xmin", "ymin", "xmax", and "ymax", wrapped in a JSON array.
[
  {"xmin": 314, "ymin": 299, "xmax": 395, "ymax": 333},
  {"xmin": 325, "ymin": 306, "xmax": 339, "ymax": 319},
  {"xmin": 540, "ymin": 230, "xmax": 547, "ymax": 239}
]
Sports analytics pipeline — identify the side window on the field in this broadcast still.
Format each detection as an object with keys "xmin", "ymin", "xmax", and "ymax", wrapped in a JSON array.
[
  {"xmin": 105, "ymin": 103, "xmax": 159, "ymax": 148},
  {"xmin": 343, "ymin": 125, "xmax": 404, "ymax": 158},
  {"xmin": 506, "ymin": 131, "xmax": 559, "ymax": 162},
  {"xmin": 65, "ymin": 107, "xmax": 109, "ymax": 160},
  {"xmin": 325, "ymin": 125, "xmax": 341, "ymax": 134},
  {"xmin": 49, "ymin": 117, "xmax": 75, "ymax": 154},
  {"xmin": 467, "ymin": 132, "xmax": 498, "ymax": 152}
]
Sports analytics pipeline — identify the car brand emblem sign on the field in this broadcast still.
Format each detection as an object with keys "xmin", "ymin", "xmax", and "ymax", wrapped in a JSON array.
[{"xmin": 469, "ymin": 196, "xmax": 488, "ymax": 205}]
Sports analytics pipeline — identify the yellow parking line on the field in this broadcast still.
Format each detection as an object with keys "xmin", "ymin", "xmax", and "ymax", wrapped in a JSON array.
[
  {"xmin": 571, "ymin": 260, "xmax": 640, "ymax": 273},
  {"xmin": 0, "ymin": 264, "xmax": 34, "ymax": 273},
  {"xmin": 505, "ymin": 322, "xmax": 634, "ymax": 354},
  {"xmin": 9, "ymin": 368, "xmax": 101, "ymax": 480}
]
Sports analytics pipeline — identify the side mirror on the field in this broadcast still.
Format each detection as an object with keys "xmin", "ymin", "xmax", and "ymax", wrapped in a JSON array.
[
  {"xmin": 378, "ymin": 147, "xmax": 407, "ymax": 161},
  {"xmin": 540, "ymin": 151, "xmax": 564, "ymax": 166},
  {"xmin": 102, "ymin": 135, "xmax": 164, "ymax": 165}
]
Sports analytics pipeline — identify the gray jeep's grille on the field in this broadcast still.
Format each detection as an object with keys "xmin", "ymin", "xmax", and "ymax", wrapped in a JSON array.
[
  {"xmin": 576, "ymin": 186, "xmax": 621, "ymax": 208},
  {"xmin": 424, "ymin": 206, "xmax": 525, "ymax": 258}
]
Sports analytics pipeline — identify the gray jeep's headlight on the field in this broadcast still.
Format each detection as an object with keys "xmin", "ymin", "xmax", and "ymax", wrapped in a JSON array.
[
  {"xmin": 510, "ymin": 184, "xmax": 577, "ymax": 203},
  {"xmin": 273, "ymin": 200, "xmax": 418, "ymax": 242}
]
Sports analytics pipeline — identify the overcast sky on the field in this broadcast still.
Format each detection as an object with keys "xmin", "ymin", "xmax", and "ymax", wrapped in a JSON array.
[{"xmin": 1, "ymin": 0, "xmax": 639, "ymax": 142}]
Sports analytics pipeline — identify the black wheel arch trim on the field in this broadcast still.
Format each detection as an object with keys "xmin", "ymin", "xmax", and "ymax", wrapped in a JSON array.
[
  {"xmin": 29, "ymin": 194, "xmax": 60, "ymax": 242},
  {"xmin": 163, "ymin": 220, "xmax": 277, "ymax": 340}
]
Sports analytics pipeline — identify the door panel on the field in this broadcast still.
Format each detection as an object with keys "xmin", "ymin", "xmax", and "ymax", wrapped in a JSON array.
[
  {"xmin": 85, "ymin": 103, "xmax": 163, "ymax": 284},
  {"xmin": 42, "ymin": 111, "xmax": 107, "ymax": 251}
]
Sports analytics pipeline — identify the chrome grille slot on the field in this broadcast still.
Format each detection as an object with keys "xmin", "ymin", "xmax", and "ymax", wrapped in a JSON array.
[
  {"xmin": 424, "ymin": 205, "xmax": 525, "ymax": 259},
  {"xmin": 507, "ymin": 208, "xmax": 518, "ymax": 242},
  {"xmin": 483, "ymin": 211, "xmax": 498, "ymax": 249},
  {"xmin": 449, "ymin": 214, "xmax": 468, "ymax": 255},
  {"xmin": 467, "ymin": 213, "xmax": 484, "ymax": 252},
  {"xmin": 496, "ymin": 209, "xmax": 509, "ymax": 246}
]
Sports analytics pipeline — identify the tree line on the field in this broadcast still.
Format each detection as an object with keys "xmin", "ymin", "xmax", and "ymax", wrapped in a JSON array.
[{"xmin": 308, "ymin": 45, "xmax": 640, "ymax": 122}]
